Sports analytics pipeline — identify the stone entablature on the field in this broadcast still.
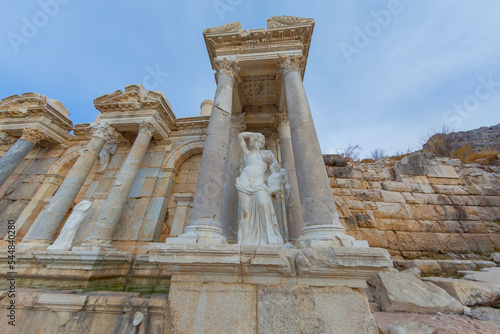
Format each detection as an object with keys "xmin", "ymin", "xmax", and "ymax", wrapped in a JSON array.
[
  {"xmin": 94, "ymin": 84, "xmax": 176, "ymax": 140},
  {"xmin": 0, "ymin": 92, "xmax": 73, "ymax": 144}
]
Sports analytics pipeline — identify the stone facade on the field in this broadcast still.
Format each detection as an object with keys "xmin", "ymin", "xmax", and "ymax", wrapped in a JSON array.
[{"xmin": 0, "ymin": 16, "xmax": 498, "ymax": 333}]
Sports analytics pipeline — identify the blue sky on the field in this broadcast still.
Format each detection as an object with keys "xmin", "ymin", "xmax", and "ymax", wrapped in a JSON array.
[{"xmin": 1, "ymin": 0, "xmax": 499, "ymax": 158}]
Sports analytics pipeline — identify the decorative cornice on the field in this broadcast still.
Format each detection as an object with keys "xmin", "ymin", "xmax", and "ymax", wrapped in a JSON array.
[
  {"xmin": 89, "ymin": 122, "xmax": 117, "ymax": 141},
  {"xmin": 275, "ymin": 112, "xmax": 289, "ymax": 129},
  {"xmin": 232, "ymin": 113, "xmax": 246, "ymax": 132},
  {"xmin": 21, "ymin": 128, "xmax": 45, "ymax": 144},
  {"xmin": 138, "ymin": 121, "xmax": 156, "ymax": 136},
  {"xmin": 214, "ymin": 57, "xmax": 240, "ymax": 82},
  {"xmin": 278, "ymin": 54, "xmax": 305, "ymax": 75}
]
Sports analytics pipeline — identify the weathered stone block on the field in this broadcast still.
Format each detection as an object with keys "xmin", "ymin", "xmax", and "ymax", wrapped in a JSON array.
[
  {"xmin": 369, "ymin": 271, "xmax": 464, "ymax": 314},
  {"xmin": 257, "ymin": 285, "xmax": 378, "ymax": 334},
  {"xmin": 169, "ymin": 282, "xmax": 257, "ymax": 334},
  {"xmin": 380, "ymin": 190, "xmax": 406, "ymax": 203},
  {"xmin": 424, "ymin": 277, "xmax": 500, "ymax": 307}
]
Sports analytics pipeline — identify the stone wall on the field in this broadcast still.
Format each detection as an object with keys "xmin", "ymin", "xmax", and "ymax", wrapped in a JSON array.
[{"xmin": 330, "ymin": 154, "xmax": 500, "ymax": 259}]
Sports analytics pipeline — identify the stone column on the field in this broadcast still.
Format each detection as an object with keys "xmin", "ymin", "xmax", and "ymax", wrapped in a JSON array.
[
  {"xmin": 279, "ymin": 55, "xmax": 354, "ymax": 247},
  {"xmin": 83, "ymin": 122, "xmax": 155, "ymax": 248},
  {"xmin": 220, "ymin": 113, "xmax": 245, "ymax": 243},
  {"xmin": 0, "ymin": 128, "xmax": 45, "ymax": 187},
  {"xmin": 170, "ymin": 57, "xmax": 239, "ymax": 244},
  {"xmin": 275, "ymin": 112, "xmax": 305, "ymax": 242},
  {"xmin": 169, "ymin": 193, "xmax": 194, "ymax": 237},
  {"xmin": 21, "ymin": 122, "xmax": 116, "ymax": 248}
]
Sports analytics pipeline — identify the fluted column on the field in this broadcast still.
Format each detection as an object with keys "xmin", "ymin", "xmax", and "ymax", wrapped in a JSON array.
[
  {"xmin": 279, "ymin": 54, "xmax": 354, "ymax": 247},
  {"xmin": 21, "ymin": 122, "xmax": 116, "ymax": 249},
  {"xmin": 83, "ymin": 122, "xmax": 155, "ymax": 248},
  {"xmin": 275, "ymin": 112, "xmax": 304, "ymax": 242},
  {"xmin": 220, "ymin": 113, "xmax": 246, "ymax": 243},
  {"xmin": 0, "ymin": 128, "xmax": 45, "ymax": 187},
  {"xmin": 170, "ymin": 57, "xmax": 239, "ymax": 244}
]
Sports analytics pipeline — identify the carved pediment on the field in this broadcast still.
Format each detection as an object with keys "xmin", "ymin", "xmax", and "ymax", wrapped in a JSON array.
[
  {"xmin": 203, "ymin": 21, "xmax": 242, "ymax": 35},
  {"xmin": 267, "ymin": 16, "xmax": 315, "ymax": 29},
  {"xmin": 0, "ymin": 93, "xmax": 73, "ymax": 132},
  {"xmin": 93, "ymin": 84, "xmax": 174, "ymax": 117}
]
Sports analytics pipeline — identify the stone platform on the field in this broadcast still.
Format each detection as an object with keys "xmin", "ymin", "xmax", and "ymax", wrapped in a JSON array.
[{"xmin": 149, "ymin": 243, "xmax": 392, "ymax": 333}]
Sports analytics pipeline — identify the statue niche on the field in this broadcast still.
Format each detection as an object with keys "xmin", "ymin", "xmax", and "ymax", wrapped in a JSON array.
[{"xmin": 236, "ymin": 132, "xmax": 287, "ymax": 245}]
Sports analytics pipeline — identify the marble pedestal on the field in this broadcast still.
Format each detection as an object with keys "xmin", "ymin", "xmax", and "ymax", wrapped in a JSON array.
[{"xmin": 148, "ymin": 243, "xmax": 392, "ymax": 333}]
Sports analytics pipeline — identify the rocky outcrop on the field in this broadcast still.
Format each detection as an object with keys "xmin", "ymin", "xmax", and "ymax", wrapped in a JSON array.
[{"xmin": 423, "ymin": 123, "xmax": 500, "ymax": 153}]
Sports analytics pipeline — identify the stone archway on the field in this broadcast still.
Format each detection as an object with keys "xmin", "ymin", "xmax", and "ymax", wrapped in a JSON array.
[{"xmin": 158, "ymin": 140, "xmax": 204, "ymax": 241}]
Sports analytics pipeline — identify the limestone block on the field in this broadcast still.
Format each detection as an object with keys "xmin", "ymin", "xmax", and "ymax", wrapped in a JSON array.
[
  {"xmin": 395, "ymin": 232, "xmax": 441, "ymax": 252},
  {"xmin": 418, "ymin": 183, "xmax": 434, "ymax": 194},
  {"xmin": 335, "ymin": 178, "xmax": 369, "ymax": 189},
  {"xmin": 412, "ymin": 193, "xmax": 452, "ymax": 205},
  {"xmin": 6, "ymin": 182, "xmax": 40, "ymax": 200},
  {"xmin": 257, "ymin": 286, "xmax": 378, "ymax": 334},
  {"xmin": 394, "ymin": 163, "xmax": 425, "ymax": 176},
  {"xmin": 405, "ymin": 204, "xmax": 447, "ymax": 220},
  {"xmin": 150, "ymin": 151, "xmax": 166, "ymax": 168},
  {"xmin": 462, "ymin": 267, "xmax": 500, "ymax": 284},
  {"xmin": 373, "ymin": 312, "xmax": 500, "ymax": 334},
  {"xmin": 370, "ymin": 181, "xmax": 382, "ymax": 190},
  {"xmin": 435, "ymin": 260, "xmax": 477, "ymax": 275},
  {"xmin": 466, "ymin": 306, "xmax": 500, "ymax": 322},
  {"xmin": 168, "ymin": 282, "xmax": 257, "ymax": 333},
  {"xmin": 140, "ymin": 197, "xmax": 168, "ymax": 240},
  {"xmin": 368, "ymin": 271, "xmax": 464, "ymax": 314},
  {"xmin": 433, "ymin": 233, "xmax": 468, "ymax": 253},
  {"xmin": 423, "ymin": 164, "xmax": 460, "ymax": 178},
  {"xmin": 359, "ymin": 228, "xmax": 389, "ymax": 248},
  {"xmin": 374, "ymin": 203, "xmax": 409, "ymax": 219},
  {"xmin": 423, "ymin": 277, "xmax": 500, "ymax": 307},
  {"xmin": 331, "ymin": 187, "xmax": 352, "ymax": 196},
  {"xmin": 401, "ymin": 192, "xmax": 418, "ymax": 204},
  {"xmin": 381, "ymin": 181, "xmax": 411, "ymax": 193},
  {"xmin": 352, "ymin": 189, "xmax": 383, "ymax": 202},
  {"xmin": 380, "ymin": 190, "xmax": 406, "ymax": 203},
  {"xmin": 491, "ymin": 253, "xmax": 500, "ymax": 263},
  {"xmin": 393, "ymin": 259, "xmax": 441, "ymax": 275},
  {"xmin": 432, "ymin": 185, "xmax": 469, "ymax": 195}
]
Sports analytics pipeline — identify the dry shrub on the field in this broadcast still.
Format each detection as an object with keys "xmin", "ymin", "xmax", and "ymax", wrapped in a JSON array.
[{"xmin": 460, "ymin": 148, "xmax": 500, "ymax": 165}]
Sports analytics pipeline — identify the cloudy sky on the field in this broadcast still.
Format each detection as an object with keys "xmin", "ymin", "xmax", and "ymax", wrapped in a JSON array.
[{"xmin": 1, "ymin": 0, "xmax": 499, "ymax": 158}]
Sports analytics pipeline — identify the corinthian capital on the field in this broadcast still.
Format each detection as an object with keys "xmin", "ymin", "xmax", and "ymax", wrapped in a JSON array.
[
  {"xmin": 214, "ymin": 56, "xmax": 240, "ymax": 82},
  {"xmin": 278, "ymin": 54, "xmax": 305, "ymax": 75},
  {"xmin": 275, "ymin": 112, "xmax": 289, "ymax": 128},
  {"xmin": 21, "ymin": 128, "xmax": 45, "ymax": 144},
  {"xmin": 138, "ymin": 121, "xmax": 156, "ymax": 136},
  {"xmin": 231, "ymin": 113, "xmax": 246, "ymax": 132},
  {"xmin": 90, "ymin": 122, "xmax": 117, "ymax": 141}
]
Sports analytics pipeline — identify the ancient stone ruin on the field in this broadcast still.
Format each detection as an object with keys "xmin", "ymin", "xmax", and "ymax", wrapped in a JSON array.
[{"xmin": 0, "ymin": 16, "xmax": 499, "ymax": 333}]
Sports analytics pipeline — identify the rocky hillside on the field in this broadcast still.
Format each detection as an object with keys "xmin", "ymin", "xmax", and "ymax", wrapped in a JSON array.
[{"xmin": 423, "ymin": 123, "xmax": 500, "ymax": 153}]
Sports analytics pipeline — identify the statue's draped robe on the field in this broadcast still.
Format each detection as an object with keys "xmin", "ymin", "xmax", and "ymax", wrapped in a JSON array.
[{"xmin": 236, "ymin": 150, "xmax": 284, "ymax": 245}]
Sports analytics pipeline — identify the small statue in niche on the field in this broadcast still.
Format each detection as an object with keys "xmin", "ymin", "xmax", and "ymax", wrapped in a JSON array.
[
  {"xmin": 47, "ymin": 200, "xmax": 93, "ymax": 251},
  {"xmin": 236, "ymin": 132, "xmax": 287, "ymax": 245}
]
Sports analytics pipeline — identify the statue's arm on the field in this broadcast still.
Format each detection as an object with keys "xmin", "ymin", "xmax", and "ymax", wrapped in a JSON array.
[{"xmin": 238, "ymin": 132, "xmax": 256, "ymax": 155}]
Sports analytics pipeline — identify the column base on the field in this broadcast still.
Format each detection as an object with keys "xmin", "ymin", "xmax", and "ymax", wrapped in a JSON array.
[
  {"xmin": 74, "ymin": 238, "xmax": 116, "ymax": 251},
  {"xmin": 166, "ymin": 222, "xmax": 227, "ymax": 245},
  {"xmin": 16, "ymin": 240, "xmax": 51, "ymax": 253},
  {"xmin": 297, "ymin": 224, "xmax": 357, "ymax": 248}
]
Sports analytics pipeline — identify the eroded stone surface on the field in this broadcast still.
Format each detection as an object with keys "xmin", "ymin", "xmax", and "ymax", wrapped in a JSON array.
[
  {"xmin": 368, "ymin": 270, "xmax": 464, "ymax": 314},
  {"xmin": 424, "ymin": 277, "xmax": 500, "ymax": 307}
]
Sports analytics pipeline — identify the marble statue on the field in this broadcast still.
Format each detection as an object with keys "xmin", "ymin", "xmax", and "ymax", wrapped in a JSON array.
[
  {"xmin": 236, "ymin": 132, "xmax": 285, "ymax": 245},
  {"xmin": 47, "ymin": 200, "xmax": 93, "ymax": 251}
]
